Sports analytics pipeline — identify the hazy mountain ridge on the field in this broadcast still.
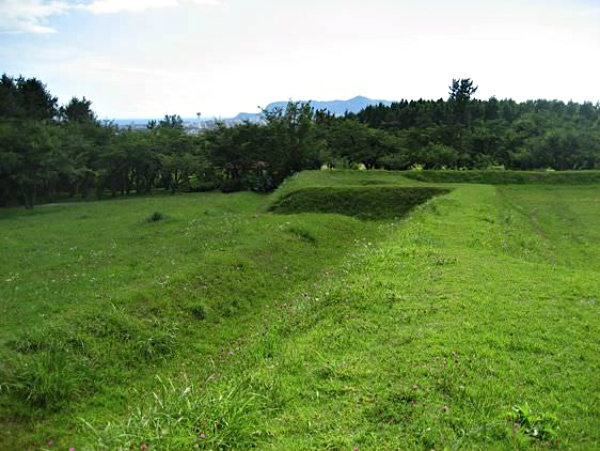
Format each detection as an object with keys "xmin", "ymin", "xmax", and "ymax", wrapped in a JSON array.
[
  {"xmin": 264, "ymin": 95, "xmax": 393, "ymax": 115},
  {"xmin": 112, "ymin": 96, "xmax": 393, "ymax": 126},
  {"xmin": 233, "ymin": 95, "xmax": 393, "ymax": 121}
]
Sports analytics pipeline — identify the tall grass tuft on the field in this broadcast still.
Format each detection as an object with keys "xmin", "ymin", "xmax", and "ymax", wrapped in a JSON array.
[
  {"xmin": 1, "ymin": 307, "xmax": 178, "ymax": 412},
  {"xmin": 85, "ymin": 376, "xmax": 265, "ymax": 451}
]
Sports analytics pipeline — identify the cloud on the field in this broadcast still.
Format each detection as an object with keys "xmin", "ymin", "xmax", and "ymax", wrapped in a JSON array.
[
  {"xmin": 0, "ymin": 0, "xmax": 72, "ymax": 34},
  {"xmin": 85, "ymin": 0, "xmax": 222, "ymax": 14},
  {"xmin": 0, "ymin": 0, "xmax": 222, "ymax": 34},
  {"xmin": 84, "ymin": 0, "xmax": 178, "ymax": 14},
  {"xmin": 578, "ymin": 7, "xmax": 600, "ymax": 17}
]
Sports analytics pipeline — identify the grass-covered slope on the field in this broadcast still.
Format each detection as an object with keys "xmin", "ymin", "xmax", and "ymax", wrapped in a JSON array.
[
  {"xmin": 1, "ymin": 170, "xmax": 599, "ymax": 450},
  {"xmin": 249, "ymin": 183, "xmax": 600, "ymax": 450},
  {"xmin": 403, "ymin": 169, "xmax": 600, "ymax": 185},
  {"xmin": 268, "ymin": 170, "xmax": 447, "ymax": 219},
  {"xmin": 269, "ymin": 186, "xmax": 449, "ymax": 219},
  {"xmin": 0, "ymin": 187, "xmax": 386, "ymax": 449}
]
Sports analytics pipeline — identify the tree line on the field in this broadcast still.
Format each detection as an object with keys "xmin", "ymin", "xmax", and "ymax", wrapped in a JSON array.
[{"xmin": 2, "ymin": 74, "xmax": 600, "ymax": 208}]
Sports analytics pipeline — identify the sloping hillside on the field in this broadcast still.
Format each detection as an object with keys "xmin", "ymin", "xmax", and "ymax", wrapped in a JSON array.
[{"xmin": 2, "ymin": 170, "xmax": 599, "ymax": 450}]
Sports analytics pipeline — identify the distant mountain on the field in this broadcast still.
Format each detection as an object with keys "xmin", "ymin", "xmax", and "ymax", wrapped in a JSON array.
[
  {"xmin": 264, "ymin": 95, "xmax": 392, "ymax": 116},
  {"xmin": 231, "ymin": 112, "xmax": 263, "ymax": 122},
  {"xmin": 231, "ymin": 95, "xmax": 393, "ymax": 122},
  {"xmin": 112, "ymin": 96, "xmax": 394, "ymax": 128}
]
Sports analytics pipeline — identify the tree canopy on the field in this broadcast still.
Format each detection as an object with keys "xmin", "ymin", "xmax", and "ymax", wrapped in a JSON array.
[{"xmin": 1, "ymin": 73, "xmax": 600, "ymax": 208}]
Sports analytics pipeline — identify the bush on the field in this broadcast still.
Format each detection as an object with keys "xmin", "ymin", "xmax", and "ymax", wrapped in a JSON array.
[{"xmin": 218, "ymin": 179, "xmax": 246, "ymax": 193}]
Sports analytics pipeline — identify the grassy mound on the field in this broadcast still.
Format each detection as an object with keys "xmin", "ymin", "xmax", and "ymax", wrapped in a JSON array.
[
  {"xmin": 2, "ymin": 170, "xmax": 600, "ymax": 450},
  {"xmin": 402, "ymin": 169, "xmax": 600, "ymax": 185},
  {"xmin": 0, "ymin": 189, "xmax": 383, "ymax": 449},
  {"xmin": 269, "ymin": 186, "xmax": 450, "ymax": 219}
]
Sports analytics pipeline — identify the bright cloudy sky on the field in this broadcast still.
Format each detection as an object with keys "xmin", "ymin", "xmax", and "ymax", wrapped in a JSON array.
[{"xmin": 1, "ymin": 0, "xmax": 599, "ymax": 119}]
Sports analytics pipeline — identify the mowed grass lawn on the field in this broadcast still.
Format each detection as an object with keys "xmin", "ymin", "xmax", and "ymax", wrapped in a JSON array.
[{"xmin": 1, "ymin": 171, "xmax": 599, "ymax": 450}]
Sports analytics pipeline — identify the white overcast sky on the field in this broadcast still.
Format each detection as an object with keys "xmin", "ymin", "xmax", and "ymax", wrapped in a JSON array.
[{"xmin": 1, "ymin": 0, "xmax": 599, "ymax": 119}]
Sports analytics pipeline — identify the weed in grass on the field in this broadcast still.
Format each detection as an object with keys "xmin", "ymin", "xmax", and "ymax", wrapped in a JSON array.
[
  {"xmin": 146, "ymin": 211, "xmax": 165, "ymax": 223},
  {"xmin": 368, "ymin": 387, "xmax": 421, "ymax": 425},
  {"xmin": 257, "ymin": 328, "xmax": 278, "ymax": 359},
  {"xmin": 507, "ymin": 404, "xmax": 559, "ymax": 445},
  {"xmin": 188, "ymin": 303, "xmax": 207, "ymax": 320},
  {"xmin": 84, "ymin": 375, "xmax": 265, "ymax": 451}
]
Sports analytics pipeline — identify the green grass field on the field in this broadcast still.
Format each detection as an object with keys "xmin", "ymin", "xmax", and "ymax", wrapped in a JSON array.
[{"xmin": 1, "ymin": 170, "xmax": 599, "ymax": 450}]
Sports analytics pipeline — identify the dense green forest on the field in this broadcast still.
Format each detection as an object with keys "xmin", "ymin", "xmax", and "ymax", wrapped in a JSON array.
[{"xmin": 2, "ymin": 75, "xmax": 600, "ymax": 207}]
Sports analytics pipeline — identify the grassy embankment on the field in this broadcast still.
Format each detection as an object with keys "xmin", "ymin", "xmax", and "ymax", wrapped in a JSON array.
[{"xmin": 1, "ymin": 170, "xmax": 599, "ymax": 450}]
